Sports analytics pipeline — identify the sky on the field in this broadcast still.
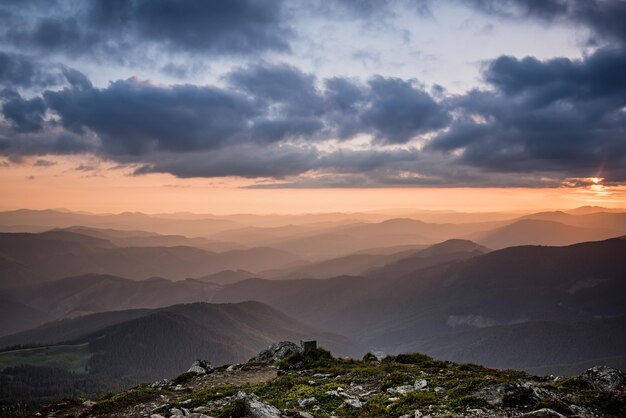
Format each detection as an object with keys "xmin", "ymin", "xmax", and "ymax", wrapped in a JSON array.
[{"xmin": 1, "ymin": 0, "xmax": 625, "ymax": 213}]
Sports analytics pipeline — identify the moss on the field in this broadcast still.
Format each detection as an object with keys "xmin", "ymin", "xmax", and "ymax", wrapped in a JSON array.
[
  {"xmin": 184, "ymin": 385, "xmax": 243, "ymax": 407},
  {"xmin": 172, "ymin": 371, "xmax": 196, "ymax": 384},
  {"xmin": 216, "ymin": 398, "xmax": 247, "ymax": 418},
  {"xmin": 380, "ymin": 371, "xmax": 413, "ymax": 390},
  {"xmin": 90, "ymin": 385, "xmax": 156, "ymax": 414},
  {"xmin": 386, "ymin": 391, "xmax": 439, "ymax": 416}
]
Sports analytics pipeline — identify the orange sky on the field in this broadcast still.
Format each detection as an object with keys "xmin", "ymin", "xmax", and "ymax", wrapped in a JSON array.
[{"xmin": 2, "ymin": 156, "xmax": 625, "ymax": 214}]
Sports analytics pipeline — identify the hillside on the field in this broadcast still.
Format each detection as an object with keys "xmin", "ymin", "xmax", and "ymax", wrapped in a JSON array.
[
  {"xmin": 0, "ymin": 231, "xmax": 301, "ymax": 288},
  {"xmin": 32, "ymin": 344, "xmax": 626, "ymax": 418},
  {"xmin": 2, "ymin": 274, "xmax": 220, "ymax": 324},
  {"xmin": 0, "ymin": 303, "xmax": 359, "ymax": 414},
  {"xmin": 211, "ymin": 238, "xmax": 626, "ymax": 375},
  {"xmin": 471, "ymin": 219, "xmax": 619, "ymax": 249},
  {"xmin": 0, "ymin": 299, "xmax": 52, "ymax": 338}
]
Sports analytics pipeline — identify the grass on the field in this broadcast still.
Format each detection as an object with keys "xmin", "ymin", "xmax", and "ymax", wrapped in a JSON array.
[
  {"xmin": 0, "ymin": 343, "xmax": 91, "ymax": 374},
  {"xmin": 43, "ymin": 348, "xmax": 626, "ymax": 418}
]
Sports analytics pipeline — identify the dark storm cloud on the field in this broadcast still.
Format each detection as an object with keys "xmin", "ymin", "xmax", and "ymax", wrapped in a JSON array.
[
  {"xmin": 427, "ymin": 46, "xmax": 626, "ymax": 181},
  {"xmin": 0, "ymin": 52, "xmax": 60, "ymax": 88},
  {"xmin": 1, "ymin": 90, "xmax": 46, "ymax": 132},
  {"xmin": 43, "ymin": 77, "xmax": 258, "ymax": 156},
  {"xmin": 464, "ymin": 0, "xmax": 626, "ymax": 45},
  {"xmin": 358, "ymin": 76, "xmax": 450, "ymax": 143},
  {"xmin": 24, "ymin": 65, "xmax": 447, "ymax": 159},
  {"xmin": 0, "ymin": 0, "xmax": 290, "ymax": 58}
]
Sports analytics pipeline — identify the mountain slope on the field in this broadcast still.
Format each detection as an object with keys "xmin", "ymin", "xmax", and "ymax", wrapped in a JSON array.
[
  {"xmin": 0, "ymin": 231, "xmax": 301, "ymax": 288},
  {"xmin": 0, "ymin": 302, "xmax": 359, "ymax": 386},
  {"xmin": 3, "ymin": 274, "xmax": 221, "ymax": 321},
  {"xmin": 471, "ymin": 219, "xmax": 619, "ymax": 249},
  {"xmin": 414, "ymin": 315, "xmax": 626, "ymax": 376},
  {"xmin": 212, "ymin": 238, "xmax": 626, "ymax": 371},
  {"xmin": 0, "ymin": 299, "xmax": 52, "ymax": 338}
]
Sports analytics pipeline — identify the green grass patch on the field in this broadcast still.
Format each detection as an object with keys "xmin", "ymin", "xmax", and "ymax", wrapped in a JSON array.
[
  {"xmin": 0, "ymin": 343, "xmax": 91, "ymax": 374},
  {"xmin": 90, "ymin": 385, "xmax": 157, "ymax": 415}
]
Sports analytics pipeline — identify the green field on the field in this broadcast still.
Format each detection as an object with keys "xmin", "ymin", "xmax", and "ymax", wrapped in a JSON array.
[{"xmin": 0, "ymin": 343, "xmax": 91, "ymax": 374}]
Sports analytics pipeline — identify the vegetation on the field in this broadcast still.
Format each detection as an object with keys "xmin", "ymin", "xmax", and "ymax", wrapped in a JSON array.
[
  {"xmin": 0, "ymin": 343, "xmax": 91, "ymax": 374},
  {"xmin": 51, "ymin": 348, "xmax": 624, "ymax": 418}
]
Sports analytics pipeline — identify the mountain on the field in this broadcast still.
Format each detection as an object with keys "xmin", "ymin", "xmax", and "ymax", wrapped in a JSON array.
[
  {"xmin": 211, "ymin": 238, "xmax": 626, "ymax": 372},
  {"xmin": 266, "ymin": 218, "xmax": 504, "ymax": 260},
  {"xmin": 365, "ymin": 239, "xmax": 490, "ymax": 278},
  {"xmin": 0, "ymin": 209, "xmax": 242, "ymax": 237},
  {"xmin": 0, "ymin": 302, "xmax": 359, "ymax": 385},
  {"xmin": 55, "ymin": 226, "xmax": 244, "ymax": 252},
  {"xmin": 471, "ymin": 219, "xmax": 619, "ymax": 249},
  {"xmin": 0, "ymin": 299, "xmax": 52, "ymax": 338},
  {"xmin": 0, "ymin": 231, "xmax": 302, "ymax": 289},
  {"xmin": 261, "ymin": 246, "xmax": 428, "ymax": 280},
  {"xmin": 196, "ymin": 269, "xmax": 255, "ymax": 285},
  {"xmin": 415, "ymin": 315, "xmax": 626, "ymax": 376},
  {"xmin": 521, "ymin": 211, "xmax": 626, "ymax": 234},
  {"xmin": 566, "ymin": 206, "xmax": 626, "ymax": 215},
  {"xmin": 2, "ymin": 274, "xmax": 221, "ymax": 322}
]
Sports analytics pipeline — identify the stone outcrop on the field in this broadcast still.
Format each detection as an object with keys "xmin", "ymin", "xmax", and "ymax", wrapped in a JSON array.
[
  {"xmin": 580, "ymin": 365, "xmax": 626, "ymax": 392},
  {"xmin": 251, "ymin": 341, "xmax": 302, "ymax": 362},
  {"xmin": 187, "ymin": 360, "xmax": 213, "ymax": 375}
]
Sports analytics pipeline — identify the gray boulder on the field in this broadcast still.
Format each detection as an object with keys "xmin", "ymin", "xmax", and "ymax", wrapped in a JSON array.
[
  {"xmin": 472, "ymin": 383, "xmax": 515, "ymax": 405},
  {"xmin": 237, "ymin": 392, "xmax": 286, "ymax": 418},
  {"xmin": 252, "ymin": 341, "xmax": 302, "ymax": 363},
  {"xmin": 580, "ymin": 366, "xmax": 626, "ymax": 392},
  {"xmin": 188, "ymin": 360, "xmax": 213, "ymax": 374}
]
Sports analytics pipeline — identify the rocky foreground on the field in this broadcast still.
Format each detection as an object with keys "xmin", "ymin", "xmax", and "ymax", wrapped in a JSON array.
[{"xmin": 40, "ymin": 342, "xmax": 626, "ymax": 418}]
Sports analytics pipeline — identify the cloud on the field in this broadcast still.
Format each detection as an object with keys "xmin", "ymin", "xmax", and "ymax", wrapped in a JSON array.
[
  {"xmin": 427, "ymin": 45, "xmax": 626, "ymax": 182},
  {"xmin": 0, "ymin": 0, "xmax": 291, "ymax": 59},
  {"xmin": 0, "ymin": 52, "xmax": 61, "ymax": 88},
  {"xmin": 7, "ymin": 65, "xmax": 447, "ymax": 161},
  {"xmin": 33, "ymin": 158, "xmax": 55, "ymax": 167},
  {"xmin": 464, "ymin": 0, "xmax": 626, "ymax": 45},
  {"xmin": 1, "ymin": 54, "xmax": 625, "ymax": 187},
  {"xmin": 43, "ymin": 76, "xmax": 258, "ymax": 156},
  {"xmin": 1, "ymin": 90, "xmax": 46, "ymax": 132}
]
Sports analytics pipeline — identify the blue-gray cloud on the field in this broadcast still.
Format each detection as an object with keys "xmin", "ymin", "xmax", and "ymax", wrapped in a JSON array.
[
  {"xmin": 0, "ymin": 0, "xmax": 291, "ymax": 58},
  {"xmin": 427, "ymin": 45, "xmax": 626, "ymax": 181}
]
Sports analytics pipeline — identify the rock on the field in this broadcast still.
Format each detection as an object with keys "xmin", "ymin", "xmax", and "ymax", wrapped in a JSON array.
[
  {"xmin": 297, "ymin": 397, "xmax": 316, "ymax": 407},
  {"xmin": 188, "ymin": 414, "xmax": 213, "ymax": 418},
  {"xmin": 386, "ymin": 384, "xmax": 415, "ymax": 395},
  {"xmin": 169, "ymin": 408, "xmax": 184, "ymax": 416},
  {"xmin": 237, "ymin": 392, "xmax": 286, "ymax": 418},
  {"xmin": 151, "ymin": 379, "xmax": 170, "ymax": 388},
  {"xmin": 343, "ymin": 398, "xmax": 363, "ymax": 408},
  {"xmin": 434, "ymin": 387, "xmax": 445, "ymax": 393},
  {"xmin": 150, "ymin": 415, "xmax": 165, "ymax": 418},
  {"xmin": 580, "ymin": 366, "xmax": 626, "ymax": 392},
  {"xmin": 414, "ymin": 379, "xmax": 428, "ymax": 390},
  {"xmin": 520, "ymin": 408, "xmax": 567, "ymax": 417},
  {"xmin": 569, "ymin": 404, "xmax": 594, "ymax": 418},
  {"xmin": 188, "ymin": 360, "xmax": 213, "ymax": 374},
  {"xmin": 173, "ymin": 384, "xmax": 185, "ymax": 391},
  {"xmin": 472, "ymin": 383, "xmax": 515, "ymax": 405},
  {"xmin": 81, "ymin": 400, "xmax": 96, "ymax": 408},
  {"xmin": 299, "ymin": 413, "xmax": 314, "ymax": 418},
  {"xmin": 252, "ymin": 341, "xmax": 302, "ymax": 363}
]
